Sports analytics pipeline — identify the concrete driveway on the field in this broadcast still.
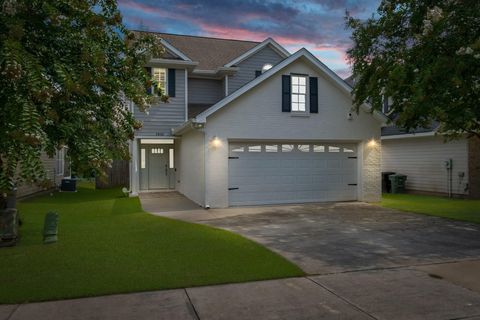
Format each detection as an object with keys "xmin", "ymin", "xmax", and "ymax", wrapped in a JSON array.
[{"xmin": 154, "ymin": 201, "xmax": 480, "ymax": 275}]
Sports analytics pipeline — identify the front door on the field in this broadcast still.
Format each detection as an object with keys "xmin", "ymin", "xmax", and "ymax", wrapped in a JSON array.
[
  {"xmin": 140, "ymin": 145, "xmax": 172, "ymax": 190},
  {"xmin": 148, "ymin": 146, "xmax": 169, "ymax": 189}
]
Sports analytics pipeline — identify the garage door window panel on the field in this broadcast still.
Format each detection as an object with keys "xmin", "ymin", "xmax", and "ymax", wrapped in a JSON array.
[
  {"xmin": 265, "ymin": 145, "xmax": 278, "ymax": 152},
  {"xmin": 232, "ymin": 146, "xmax": 244, "ymax": 153},
  {"xmin": 248, "ymin": 145, "xmax": 262, "ymax": 152},
  {"xmin": 282, "ymin": 144, "xmax": 294, "ymax": 152},
  {"xmin": 297, "ymin": 144, "xmax": 310, "ymax": 152}
]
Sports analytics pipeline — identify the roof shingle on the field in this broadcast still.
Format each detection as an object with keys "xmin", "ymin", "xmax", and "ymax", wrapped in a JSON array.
[{"xmin": 133, "ymin": 31, "xmax": 260, "ymax": 70}]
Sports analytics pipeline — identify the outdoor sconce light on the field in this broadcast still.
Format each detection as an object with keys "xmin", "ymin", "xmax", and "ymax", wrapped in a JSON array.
[
  {"xmin": 211, "ymin": 136, "xmax": 222, "ymax": 148},
  {"xmin": 368, "ymin": 139, "xmax": 377, "ymax": 147}
]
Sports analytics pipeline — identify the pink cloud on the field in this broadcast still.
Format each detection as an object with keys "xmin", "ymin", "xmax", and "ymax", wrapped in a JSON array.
[{"xmin": 118, "ymin": 0, "xmax": 353, "ymax": 77}]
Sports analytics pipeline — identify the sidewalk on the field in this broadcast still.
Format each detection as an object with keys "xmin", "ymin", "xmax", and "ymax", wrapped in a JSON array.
[{"xmin": 2, "ymin": 262, "xmax": 480, "ymax": 320}]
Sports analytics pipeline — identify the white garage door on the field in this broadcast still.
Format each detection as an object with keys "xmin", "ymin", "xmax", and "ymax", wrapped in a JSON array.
[{"xmin": 228, "ymin": 142, "xmax": 358, "ymax": 206}]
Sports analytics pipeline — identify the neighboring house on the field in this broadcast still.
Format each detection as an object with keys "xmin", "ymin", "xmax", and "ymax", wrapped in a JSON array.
[
  {"xmin": 16, "ymin": 149, "xmax": 68, "ymax": 198},
  {"xmin": 344, "ymin": 76, "xmax": 479, "ymax": 199},
  {"xmin": 381, "ymin": 124, "xmax": 479, "ymax": 199},
  {"xmin": 129, "ymin": 32, "xmax": 387, "ymax": 208}
]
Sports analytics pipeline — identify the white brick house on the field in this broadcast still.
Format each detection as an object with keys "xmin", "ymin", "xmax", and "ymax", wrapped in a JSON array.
[{"xmin": 129, "ymin": 32, "xmax": 386, "ymax": 208}]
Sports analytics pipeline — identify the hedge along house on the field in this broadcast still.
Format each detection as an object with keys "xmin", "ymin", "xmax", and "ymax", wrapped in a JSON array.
[{"xmin": 129, "ymin": 32, "xmax": 387, "ymax": 208}]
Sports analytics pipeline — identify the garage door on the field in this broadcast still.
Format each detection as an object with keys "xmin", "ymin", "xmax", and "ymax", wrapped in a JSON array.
[{"xmin": 228, "ymin": 142, "xmax": 358, "ymax": 206}]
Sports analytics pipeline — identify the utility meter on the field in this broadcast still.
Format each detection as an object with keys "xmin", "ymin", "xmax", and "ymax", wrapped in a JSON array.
[{"xmin": 444, "ymin": 159, "xmax": 452, "ymax": 169}]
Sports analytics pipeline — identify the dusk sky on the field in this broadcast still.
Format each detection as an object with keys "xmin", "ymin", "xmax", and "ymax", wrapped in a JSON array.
[{"xmin": 118, "ymin": 0, "xmax": 381, "ymax": 78}]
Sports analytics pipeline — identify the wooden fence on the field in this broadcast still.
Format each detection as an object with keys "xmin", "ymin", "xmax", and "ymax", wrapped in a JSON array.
[{"xmin": 95, "ymin": 160, "xmax": 130, "ymax": 189}]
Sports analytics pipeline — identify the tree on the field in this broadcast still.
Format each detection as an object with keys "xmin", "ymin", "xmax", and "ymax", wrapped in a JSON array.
[
  {"xmin": 346, "ymin": 0, "xmax": 480, "ymax": 138},
  {"xmin": 0, "ymin": 0, "xmax": 163, "ymax": 208}
]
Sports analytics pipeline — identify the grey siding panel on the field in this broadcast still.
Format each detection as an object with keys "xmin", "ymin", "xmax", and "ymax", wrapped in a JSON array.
[
  {"xmin": 17, "ymin": 152, "xmax": 65, "ymax": 197},
  {"xmin": 228, "ymin": 46, "xmax": 284, "ymax": 94},
  {"xmin": 188, "ymin": 78, "xmax": 223, "ymax": 105},
  {"xmin": 134, "ymin": 69, "xmax": 186, "ymax": 136},
  {"xmin": 381, "ymin": 136, "xmax": 469, "ymax": 195}
]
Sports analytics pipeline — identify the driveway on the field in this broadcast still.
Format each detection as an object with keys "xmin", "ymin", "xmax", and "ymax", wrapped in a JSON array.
[{"xmin": 154, "ymin": 201, "xmax": 480, "ymax": 275}]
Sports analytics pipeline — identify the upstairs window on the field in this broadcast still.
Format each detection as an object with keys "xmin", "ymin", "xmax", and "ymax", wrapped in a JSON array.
[
  {"xmin": 152, "ymin": 68, "xmax": 167, "ymax": 94},
  {"xmin": 291, "ymin": 75, "xmax": 307, "ymax": 112}
]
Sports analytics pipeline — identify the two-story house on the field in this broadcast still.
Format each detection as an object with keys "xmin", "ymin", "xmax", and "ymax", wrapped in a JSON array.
[{"xmin": 129, "ymin": 32, "xmax": 387, "ymax": 208}]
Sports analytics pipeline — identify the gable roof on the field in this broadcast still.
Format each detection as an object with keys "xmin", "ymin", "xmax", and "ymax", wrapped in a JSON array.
[
  {"xmin": 224, "ymin": 38, "xmax": 290, "ymax": 67},
  {"xmin": 133, "ymin": 31, "xmax": 261, "ymax": 70},
  {"xmin": 191, "ymin": 48, "xmax": 389, "ymax": 124}
]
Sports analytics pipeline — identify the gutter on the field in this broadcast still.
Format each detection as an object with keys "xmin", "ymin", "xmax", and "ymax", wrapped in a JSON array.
[
  {"xmin": 172, "ymin": 119, "xmax": 205, "ymax": 136},
  {"xmin": 381, "ymin": 131, "xmax": 437, "ymax": 140}
]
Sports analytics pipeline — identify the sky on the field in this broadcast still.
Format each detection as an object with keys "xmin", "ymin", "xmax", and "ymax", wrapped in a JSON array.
[{"xmin": 118, "ymin": 0, "xmax": 380, "ymax": 78}]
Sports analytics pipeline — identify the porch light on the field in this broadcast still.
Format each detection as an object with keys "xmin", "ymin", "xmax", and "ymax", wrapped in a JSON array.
[
  {"xmin": 211, "ymin": 136, "xmax": 222, "ymax": 148},
  {"xmin": 368, "ymin": 139, "xmax": 377, "ymax": 147}
]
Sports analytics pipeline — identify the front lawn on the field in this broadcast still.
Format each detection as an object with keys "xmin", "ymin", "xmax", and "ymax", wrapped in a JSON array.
[
  {"xmin": 0, "ymin": 183, "xmax": 303, "ymax": 304},
  {"xmin": 382, "ymin": 193, "xmax": 480, "ymax": 223}
]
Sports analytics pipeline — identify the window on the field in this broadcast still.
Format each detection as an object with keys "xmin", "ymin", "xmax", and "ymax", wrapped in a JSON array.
[
  {"xmin": 313, "ymin": 145, "xmax": 325, "ymax": 152},
  {"xmin": 152, "ymin": 68, "xmax": 167, "ymax": 94},
  {"xmin": 297, "ymin": 145, "xmax": 310, "ymax": 152},
  {"xmin": 291, "ymin": 75, "xmax": 307, "ymax": 112},
  {"xmin": 248, "ymin": 145, "xmax": 261, "ymax": 152},
  {"xmin": 232, "ymin": 146, "xmax": 245, "ymax": 153},
  {"xmin": 328, "ymin": 146, "xmax": 340, "ymax": 152},
  {"xmin": 140, "ymin": 149, "xmax": 146, "ymax": 169},
  {"xmin": 169, "ymin": 149, "xmax": 174, "ymax": 168},
  {"xmin": 140, "ymin": 138, "xmax": 174, "ymax": 144},
  {"xmin": 151, "ymin": 148, "xmax": 163, "ymax": 154},
  {"xmin": 55, "ymin": 148, "xmax": 65, "ymax": 176},
  {"xmin": 281, "ymin": 144, "xmax": 294, "ymax": 152},
  {"xmin": 344, "ymin": 147, "xmax": 354, "ymax": 153},
  {"xmin": 265, "ymin": 145, "xmax": 278, "ymax": 152}
]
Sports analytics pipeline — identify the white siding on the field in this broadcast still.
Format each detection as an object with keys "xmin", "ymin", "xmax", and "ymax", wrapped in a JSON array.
[
  {"xmin": 382, "ymin": 136, "xmax": 469, "ymax": 195},
  {"xmin": 203, "ymin": 59, "xmax": 382, "ymax": 207},
  {"xmin": 228, "ymin": 45, "xmax": 284, "ymax": 94},
  {"xmin": 134, "ymin": 68, "xmax": 186, "ymax": 136},
  {"xmin": 177, "ymin": 129, "xmax": 205, "ymax": 206}
]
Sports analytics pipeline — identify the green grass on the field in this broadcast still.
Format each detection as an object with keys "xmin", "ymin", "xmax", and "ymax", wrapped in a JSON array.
[
  {"xmin": 0, "ymin": 182, "xmax": 303, "ymax": 304},
  {"xmin": 382, "ymin": 193, "xmax": 480, "ymax": 223}
]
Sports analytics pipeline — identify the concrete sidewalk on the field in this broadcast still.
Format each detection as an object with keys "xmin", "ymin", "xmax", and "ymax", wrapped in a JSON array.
[{"xmin": 2, "ymin": 262, "xmax": 480, "ymax": 320}]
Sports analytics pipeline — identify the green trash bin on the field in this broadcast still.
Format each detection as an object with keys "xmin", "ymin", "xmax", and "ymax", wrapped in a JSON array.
[{"xmin": 389, "ymin": 174, "xmax": 407, "ymax": 193}]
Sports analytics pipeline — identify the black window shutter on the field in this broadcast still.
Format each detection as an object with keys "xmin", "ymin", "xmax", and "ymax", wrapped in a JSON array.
[
  {"xmin": 255, "ymin": 70, "xmax": 261, "ymax": 78},
  {"xmin": 168, "ymin": 69, "xmax": 176, "ymax": 97},
  {"xmin": 282, "ymin": 75, "xmax": 291, "ymax": 112},
  {"xmin": 145, "ymin": 67, "xmax": 152, "ymax": 95},
  {"xmin": 309, "ymin": 77, "xmax": 318, "ymax": 113}
]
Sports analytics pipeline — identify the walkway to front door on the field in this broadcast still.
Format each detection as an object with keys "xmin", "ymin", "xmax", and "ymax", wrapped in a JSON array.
[{"xmin": 139, "ymin": 192, "xmax": 201, "ymax": 214}]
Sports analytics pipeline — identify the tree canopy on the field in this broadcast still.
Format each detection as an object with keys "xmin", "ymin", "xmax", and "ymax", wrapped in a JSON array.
[
  {"xmin": 346, "ymin": 0, "xmax": 480, "ymax": 138},
  {"xmin": 0, "ymin": 0, "xmax": 162, "ymax": 198}
]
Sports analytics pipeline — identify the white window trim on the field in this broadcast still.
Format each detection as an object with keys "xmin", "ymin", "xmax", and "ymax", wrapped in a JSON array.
[
  {"xmin": 152, "ymin": 67, "xmax": 168, "ymax": 96},
  {"xmin": 291, "ymin": 74, "xmax": 308, "ymax": 113},
  {"xmin": 56, "ymin": 148, "xmax": 65, "ymax": 176}
]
